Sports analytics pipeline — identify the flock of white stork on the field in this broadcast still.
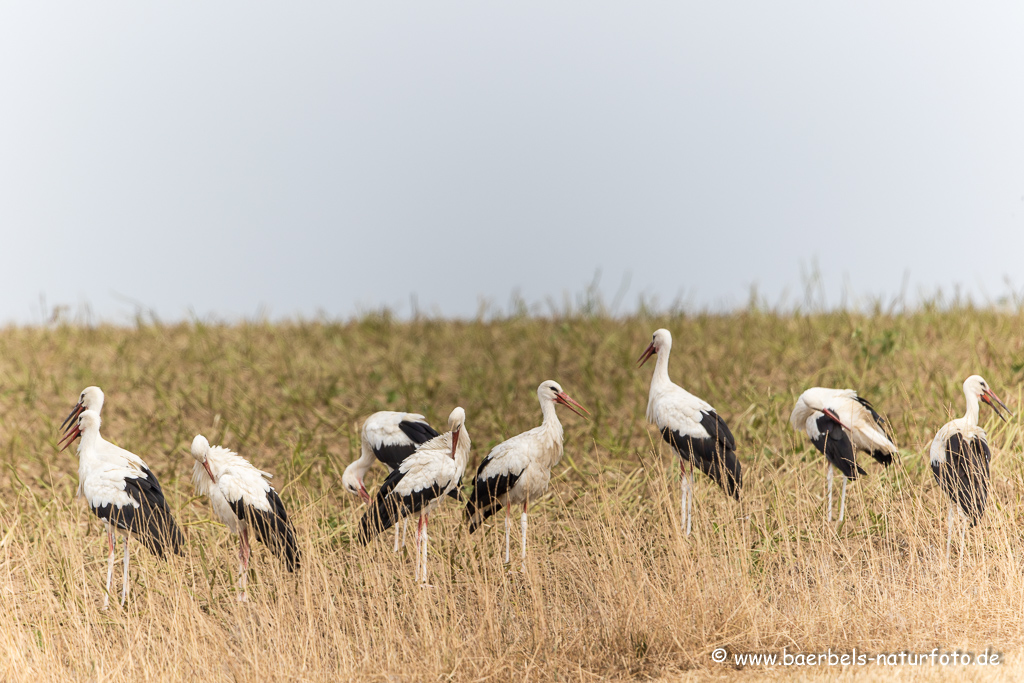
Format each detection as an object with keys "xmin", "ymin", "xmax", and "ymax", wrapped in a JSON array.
[{"xmin": 57, "ymin": 328, "xmax": 1012, "ymax": 605}]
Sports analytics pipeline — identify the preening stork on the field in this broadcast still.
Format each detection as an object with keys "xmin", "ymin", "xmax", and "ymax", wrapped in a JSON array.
[
  {"xmin": 790, "ymin": 388, "xmax": 898, "ymax": 522},
  {"xmin": 59, "ymin": 410, "xmax": 183, "ymax": 609},
  {"xmin": 465, "ymin": 381, "xmax": 589, "ymax": 568},
  {"xmin": 930, "ymin": 375, "xmax": 1011, "ymax": 562},
  {"xmin": 359, "ymin": 407, "xmax": 471, "ymax": 584},
  {"xmin": 638, "ymin": 329, "xmax": 742, "ymax": 535},
  {"xmin": 191, "ymin": 435, "xmax": 300, "ymax": 601},
  {"xmin": 344, "ymin": 411, "xmax": 450, "ymax": 551}
]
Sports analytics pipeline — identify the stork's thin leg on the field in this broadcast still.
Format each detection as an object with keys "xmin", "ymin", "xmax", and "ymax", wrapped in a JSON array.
[
  {"xmin": 504, "ymin": 507, "xmax": 511, "ymax": 564},
  {"xmin": 414, "ymin": 515, "xmax": 424, "ymax": 582},
  {"xmin": 120, "ymin": 534, "xmax": 131, "ymax": 606},
  {"xmin": 393, "ymin": 520, "xmax": 401, "ymax": 553},
  {"xmin": 420, "ymin": 514, "xmax": 429, "ymax": 585},
  {"xmin": 687, "ymin": 462, "xmax": 694, "ymax": 536},
  {"xmin": 826, "ymin": 463, "xmax": 834, "ymax": 522},
  {"xmin": 521, "ymin": 503, "xmax": 528, "ymax": 572},
  {"xmin": 680, "ymin": 461, "xmax": 693, "ymax": 536},
  {"xmin": 946, "ymin": 507, "xmax": 955, "ymax": 565},
  {"xmin": 103, "ymin": 525, "xmax": 115, "ymax": 611},
  {"xmin": 402, "ymin": 517, "xmax": 408, "ymax": 549},
  {"xmin": 238, "ymin": 526, "xmax": 251, "ymax": 602},
  {"xmin": 838, "ymin": 477, "xmax": 848, "ymax": 523}
]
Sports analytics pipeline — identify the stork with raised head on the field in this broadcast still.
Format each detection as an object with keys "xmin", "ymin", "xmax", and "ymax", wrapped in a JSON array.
[
  {"xmin": 359, "ymin": 407, "xmax": 470, "ymax": 584},
  {"xmin": 930, "ymin": 375, "xmax": 1011, "ymax": 562},
  {"xmin": 59, "ymin": 410, "xmax": 183, "ymax": 609},
  {"xmin": 790, "ymin": 387, "xmax": 899, "ymax": 522},
  {"xmin": 190, "ymin": 435, "xmax": 300, "ymax": 601},
  {"xmin": 60, "ymin": 385, "xmax": 105, "ymax": 432},
  {"xmin": 343, "ymin": 411, "xmax": 447, "ymax": 551},
  {"xmin": 465, "ymin": 381, "xmax": 589, "ymax": 569},
  {"xmin": 638, "ymin": 329, "xmax": 742, "ymax": 536}
]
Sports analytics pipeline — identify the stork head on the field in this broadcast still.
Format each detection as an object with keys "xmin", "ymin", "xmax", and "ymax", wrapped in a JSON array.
[
  {"xmin": 59, "ymin": 409, "xmax": 101, "ymax": 452},
  {"xmin": 538, "ymin": 380, "xmax": 590, "ymax": 419},
  {"xmin": 964, "ymin": 375, "xmax": 1011, "ymax": 421},
  {"xmin": 791, "ymin": 388, "xmax": 852, "ymax": 431},
  {"xmin": 637, "ymin": 328, "xmax": 672, "ymax": 367},
  {"xmin": 60, "ymin": 385, "xmax": 104, "ymax": 435},
  {"xmin": 342, "ymin": 463, "xmax": 371, "ymax": 503},
  {"xmin": 448, "ymin": 406, "xmax": 466, "ymax": 459},
  {"xmin": 190, "ymin": 434, "xmax": 218, "ymax": 483}
]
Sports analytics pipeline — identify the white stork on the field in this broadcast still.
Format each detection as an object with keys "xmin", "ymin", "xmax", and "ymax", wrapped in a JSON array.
[
  {"xmin": 343, "ymin": 411, "xmax": 448, "ymax": 551},
  {"xmin": 59, "ymin": 410, "xmax": 183, "ymax": 609},
  {"xmin": 359, "ymin": 407, "xmax": 470, "ymax": 584},
  {"xmin": 465, "ymin": 380, "xmax": 589, "ymax": 568},
  {"xmin": 930, "ymin": 375, "xmax": 1011, "ymax": 562},
  {"xmin": 190, "ymin": 435, "xmax": 300, "ymax": 601},
  {"xmin": 638, "ymin": 329, "xmax": 742, "ymax": 536},
  {"xmin": 790, "ymin": 387, "xmax": 899, "ymax": 522}
]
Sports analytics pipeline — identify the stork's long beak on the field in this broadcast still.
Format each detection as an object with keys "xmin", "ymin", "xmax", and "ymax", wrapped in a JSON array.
[
  {"xmin": 821, "ymin": 408, "xmax": 850, "ymax": 431},
  {"xmin": 983, "ymin": 389, "xmax": 1012, "ymax": 422},
  {"xmin": 202, "ymin": 460, "xmax": 217, "ymax": 484},
  {"xmin": 637, "ymin": 342, "xmax": 656, "ymax": 368},
  {"xmin": 358, "ymin": 482, "xmax": 371, "ymax": 503},
  {"xmin": 58, "ymin": 424, "xmax": 82, "ymax": 452},
  {"xmin": 450, "ymin": 429, "xmax": 460, "ymax": 460},
  {"xmin": 555, "ymin": 391, "xmax": 591, "ymax": 419},
  {"xmin": 60, "ymin": 402, "xmax": 84, "ymax": 434}
]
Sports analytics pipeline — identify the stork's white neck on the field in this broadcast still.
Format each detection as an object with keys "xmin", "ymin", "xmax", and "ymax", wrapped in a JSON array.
[
  {"xmin": 348, "ymin": 443, "xmax": 377, "ymax": 481},
  {"xmin": 963, "ymin": 388, "xmax": 981, "ymax": 429},
  {"xmin": 651, "ymin": 344, "xmax": 673, "ymax": 390}
]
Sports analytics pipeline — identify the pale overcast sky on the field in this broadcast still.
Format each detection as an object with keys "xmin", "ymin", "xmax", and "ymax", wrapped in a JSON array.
[{"xmin": 2, "ymin": 3, "xmax": 1023, "ymax": 323}]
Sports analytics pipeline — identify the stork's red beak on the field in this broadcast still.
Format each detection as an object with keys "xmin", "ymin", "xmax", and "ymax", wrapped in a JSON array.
[
  {"xmin": 60, "ymin": 402, "xmax": 84, "ymax": 434},
  {"xmin": 202, "ymin": 460, "xmax": 217, "ymax": 484},
  {"xmin": 982, "ymin": 388, "xmax": 1011, "ymax": 422},
  {"xmin": 637, "ymin": 342, "xmax": 657, "ymax": 368},
  {"xmin": 358, "ymin": 482, "xmax": 371, "ymax": 503},
  {"xmin": 554, "ymin": 391, "xmax": 590, "ymax": 419},
  {"xmin": 58, "ymin": 424, "xmax": 82, "ymax": 452},
  {"xmin": 821, "ymin": 408, "xmax": 850, "ymax": 431},
  {"xmin": 450, "ymin": 429, "xmax": 459, "ymax": 460}
]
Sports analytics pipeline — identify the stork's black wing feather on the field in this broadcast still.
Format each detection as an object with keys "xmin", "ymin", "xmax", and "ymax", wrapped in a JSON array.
[
  {"xmin": 809, "ymin": 414, "xmax": 865, "ymax": 480},
  {"xmin": 358, "ymin": 467, "xmax": 447, "ymax": 545},
  {"xmin": 933, "ymin": 433, "xmax": 990, "ymax": 527},
  {"xmin": 398, "ymin": 420, "xmax": 440, "ymax": 445},
  {"xmin": 228, "ymin": 489, "xmax": 301, "ymax": 571},
  {"xmin": 92, "ymin": 472, "xmax": 183, "ymax": 558},
  {"xmin": 465, "ymin": 454, "xmax": 523, "ymax": 533},
  {"xmin": 661, "ymin": 410, "xmax": 742, "ymax": 500}
]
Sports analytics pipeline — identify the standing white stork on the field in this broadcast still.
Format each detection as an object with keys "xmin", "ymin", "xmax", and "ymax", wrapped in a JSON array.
[
  {"xmin": 638, "ymin": 329, "xmax": 742, "ymax": 535},
  {"xmin": 930, "ymin": 375, "xmax": 1011, "ymax": 562},
  {"xmin": 59, "ymin": 410, "xmax": 183, "ymax": 609},
  {"xmin": 190, "ymin": 435, "xmax": 300, "ymax": 601},
  {"xmin": 790, "ymin": 387, "xmax": 899, "ymax": 522},
  {"xmin": 359, "ymin": 407, "xmax": 470, "ymax": 584},
  {"xmin": 465, "ymin": 381, "xmax": 589, "ymax": 569},
  {"xmin": 343, "ymin": 411, "xmax": 451, "ymax": 552}
]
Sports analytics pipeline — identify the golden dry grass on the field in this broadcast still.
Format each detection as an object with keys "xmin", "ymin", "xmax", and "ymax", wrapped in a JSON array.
[{"xmin": 1, "ymin": 310, "xmax": 1023, "ymax": 681}]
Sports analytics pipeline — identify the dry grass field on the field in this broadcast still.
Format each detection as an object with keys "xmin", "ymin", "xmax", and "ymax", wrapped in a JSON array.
[{"xmin": 1, "ymin": 309, "xmax": 1024, "ymax": 681}]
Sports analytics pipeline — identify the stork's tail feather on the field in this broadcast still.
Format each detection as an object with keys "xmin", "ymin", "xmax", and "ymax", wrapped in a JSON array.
[
  {"xmin": 359, "ymin": 496, "xmax": 402, "ymax": 546},
  {"xmin": 870, "ymin": 449, "xmax": 895, "ymax": 467}
]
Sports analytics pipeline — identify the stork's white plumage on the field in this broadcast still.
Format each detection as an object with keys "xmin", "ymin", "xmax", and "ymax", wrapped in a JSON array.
[
  {"xmin": 191, "ymin": 435, "xmax": 300, "ymax": 601},
  {"xmin": 359, "ymin": 407, "xmax": 471, "ymax": 584},
  {"xmin": 59, "ymin": 410, "xmax": 183, "ymax": 609},
  {"xmin": 60, "ymin": 386, "xmax": 150, "ymax": 474},
  {"xmin": 930, "ymin": 375, "xmax": 1011, "ymax": 562},
  {"xmin": 465, "ymin": 381, "xmax": 588, "ymax": 568},
  {"xmin": 638, "ymin": 329, "xmax": 742, "ymax": 535},
  {"xmin": 790, "ymin": 387, "xmax": 898, "ymax": 522},
  {"xmin": 344, "ymin": 411, "xmax": 442, "ymax": 551}
]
